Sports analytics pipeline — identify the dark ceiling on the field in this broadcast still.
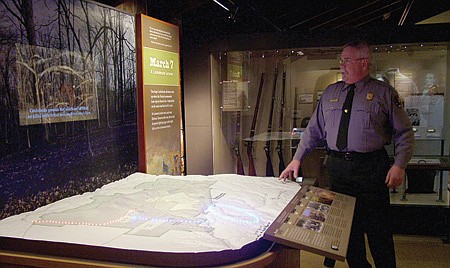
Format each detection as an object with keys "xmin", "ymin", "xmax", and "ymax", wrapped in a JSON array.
[{"xmin": 96, "ymin": 0, "xmax": 449, "ymax": 48}]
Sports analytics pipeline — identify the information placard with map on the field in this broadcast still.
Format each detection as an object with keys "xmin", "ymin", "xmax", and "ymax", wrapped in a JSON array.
[{"xmin": 264, "ymin": 185, "xmax": 355, "ymax": 261}]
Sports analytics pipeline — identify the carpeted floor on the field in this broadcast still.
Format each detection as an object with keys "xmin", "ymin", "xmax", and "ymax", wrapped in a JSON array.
[{"xmin": 300, "ymin": 235, "xmax": 450, "ymax": 267}]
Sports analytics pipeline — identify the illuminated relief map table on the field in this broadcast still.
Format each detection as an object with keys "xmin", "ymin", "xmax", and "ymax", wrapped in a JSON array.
[{"xmin": 0, "ymin": 173, "xmax": 355, "ymax": 267}]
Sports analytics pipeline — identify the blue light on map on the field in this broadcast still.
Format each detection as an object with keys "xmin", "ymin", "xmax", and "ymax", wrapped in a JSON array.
[
  {"xmin": 33, "ymin": 209, "xmax": 210, "ymax": 227},
  {"xmin": 130, "ymin": 213, "xmax": 208, "ymax": 225},
  {"xmin": 33, "ymin": 204, "xmax": 260, "ymax": 227},
  {"xmin": 204, "ymin": 203, "xmax": 260, "ymax": 225},
  {"xmin": 33, "ymin": 209, "xmax": 137, "ymax": 226}
]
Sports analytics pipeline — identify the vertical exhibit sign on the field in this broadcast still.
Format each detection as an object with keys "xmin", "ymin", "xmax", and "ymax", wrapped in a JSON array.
[
  {"xmin": 136, "ymin": 14, "xmax": 183, "ymax": 175},
  {"xmin": 222, "ymin": 52, "xmax": 248, "ymax": 112}
]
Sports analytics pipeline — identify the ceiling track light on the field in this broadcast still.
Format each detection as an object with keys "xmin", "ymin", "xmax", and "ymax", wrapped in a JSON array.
[
  {"xmin": 398, "ymin": 0, "xmax": 414, "ymax": 26},
  {"xmin": 213, "ymin": 0, "xmax": 229, "ymax": 11}
]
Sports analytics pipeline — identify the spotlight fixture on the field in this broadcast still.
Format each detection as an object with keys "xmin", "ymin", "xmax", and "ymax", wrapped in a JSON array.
[
  {"xmin": 213, "ymin": 0, "xmax": 239, "ymax": 22},
  {"xmin": 228, "ymin": 6, "xmax": 239, "ymax": 22}
]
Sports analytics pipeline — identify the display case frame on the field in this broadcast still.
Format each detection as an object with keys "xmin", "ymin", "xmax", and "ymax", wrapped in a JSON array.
[{"xmin": 210, "ymin": 43, "xmax": 449, "ymax": 194}]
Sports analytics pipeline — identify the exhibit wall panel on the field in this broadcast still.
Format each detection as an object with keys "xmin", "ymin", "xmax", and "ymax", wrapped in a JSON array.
[
  {"xmin": 0, "ymin": 0, "xmax": 138, "ymax": 220},
  {"xmin": 183, "ymin": 48, "xmax": 214, "ymax": 175},
  {"xmin": 211, "ymin": 55, "xmax": 235, "ymax": 174},
  {"xmin": 447, "ymin": 43, "xmax": 450, "ymax": 156},
  {"xmin": 136, "ymin": 14, "xmax": 183, "ymax": 176}
]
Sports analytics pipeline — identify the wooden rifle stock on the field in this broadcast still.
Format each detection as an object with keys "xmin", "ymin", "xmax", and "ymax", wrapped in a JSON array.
[
  {"xmin": 235, "ymin": 111, "xmax": 245, "ymax": 175},
  {"xmin": 247, "ymin": 73, "xmax": 265, "ymax": 176},
  {"xmin": 265, "ymin": 65, "xmax": 278, "ymax": 177},
  {"xmin": 276, "ymin": 67, "xmax": 286, "ymax": 175}
]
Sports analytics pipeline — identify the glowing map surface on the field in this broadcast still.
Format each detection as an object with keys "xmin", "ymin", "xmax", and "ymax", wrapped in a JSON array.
[{"xmin": 0, "ymin": 173, "xmax": 301, "ymax": 252}]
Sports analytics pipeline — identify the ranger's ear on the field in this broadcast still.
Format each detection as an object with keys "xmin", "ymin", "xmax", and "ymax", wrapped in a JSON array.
[{"xmin": 362, "ymin": 58, "xmax": 371, "ymax": 69}]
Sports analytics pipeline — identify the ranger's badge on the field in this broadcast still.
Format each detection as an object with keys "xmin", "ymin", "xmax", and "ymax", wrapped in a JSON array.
[{"xmin": 366, "ymin": 92, "xmax": 373, "ymax": 101}]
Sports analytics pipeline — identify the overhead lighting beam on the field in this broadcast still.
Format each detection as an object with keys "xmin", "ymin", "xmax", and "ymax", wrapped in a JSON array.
[
  {"xmin": 398, "ymin": 0, "xmax": 414, "ymax": 26},
  {"xmin": 213, "ymin": 0, "xmax": 229, "ymax": 11},
  {"xmin": 309, "ymin": 0, "xmax": 381, "ymax": 31},
  {"xmin": 289, "ymin": 7, "xmax": 338, "ymax": 30},
  {"xmin": 243, "ymin": 2, "xmax": 282, "ymax": 32},
  {"xmin": 334, "ymin": 0, "xmax": 403, "ymax": 29},
  {"xmin": 354, "ymin": 6, "xmax": 403, "ymax": 28}
]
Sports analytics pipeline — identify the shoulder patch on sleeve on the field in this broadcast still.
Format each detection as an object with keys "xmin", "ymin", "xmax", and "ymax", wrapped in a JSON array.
[{"xmin": 393, "ymin": 95, "xmax": 404, "ymax": 108}]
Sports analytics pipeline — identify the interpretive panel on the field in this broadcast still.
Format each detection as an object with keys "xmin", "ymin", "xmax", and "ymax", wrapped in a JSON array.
[
  {"xmin": 16, "ymin": 44, "xmax": 97, "ymax": 125},
  {"xmin": 136, "ymin": 14, "xmax": 183, "ymax": 175},
  {"xmin": 264, "ymin": 185, "xmax": 355, "ymax": 261}
]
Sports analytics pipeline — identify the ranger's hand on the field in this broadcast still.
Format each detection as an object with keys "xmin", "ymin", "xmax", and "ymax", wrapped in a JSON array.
[
  {"xmin": 385, "ymin": 165, "xmax": 405, "ymax": 188},
  {"xmin": 279, "ymin": 159, "xmax": 301, "ymax": 181}
]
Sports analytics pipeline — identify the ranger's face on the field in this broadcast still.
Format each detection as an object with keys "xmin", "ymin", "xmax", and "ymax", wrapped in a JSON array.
[{"xmin": 339, "ymin": 47, "xmax": 369, "ymax": 84}]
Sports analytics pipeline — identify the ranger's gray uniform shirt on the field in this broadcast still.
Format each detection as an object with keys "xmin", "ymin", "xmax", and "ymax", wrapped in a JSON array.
[{"xmin": 293, "ymin": 75, "xmax": 414, "ymax": 168}]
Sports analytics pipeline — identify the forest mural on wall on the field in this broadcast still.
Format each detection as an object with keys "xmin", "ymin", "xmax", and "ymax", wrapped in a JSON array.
[{"xmin": 0, "ymin": 0, "xmax": 138, "ymax": 219}]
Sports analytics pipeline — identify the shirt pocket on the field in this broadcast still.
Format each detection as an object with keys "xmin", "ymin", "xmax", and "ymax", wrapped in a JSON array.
[
  {"xmin": 324, "ymin": 106, "xmax": 340, "ymax": 127},
  {"xmin": 355, "ymin": 101, "xmax": 380, "ymax": 129}
]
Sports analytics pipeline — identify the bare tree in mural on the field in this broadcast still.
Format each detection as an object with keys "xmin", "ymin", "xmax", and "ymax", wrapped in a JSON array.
[
  {"xmin": 101, "ymin": 10, "xmax": 121, "ymax": 126},
  {"xmin": 0, "ymin": 31, "xmax": 18, "ymax": 151},
  {"xmin": 0, "ymin": 0, "xmax": 38, "ymax": 148},
  {"xmin": 86, "ymin": 8, "xmax": 134, "ymax": 127},
  {"xmin": 0, "ymin": 0, "xmax": 36, "ymax": 45},
  {"xmin": 55, "ymin": 0, "xmax": 96, "ymax": 154},
  {"xmin": 0, "ymin": 0, "xmax": 37, "ymax": 86},
  {"xmin": 88, "ymin": 6, "xmax": 115, "ymax": 127},
  {"xmin": 101, "ymin": 9, "xmax": 111, "ymax": 126}
]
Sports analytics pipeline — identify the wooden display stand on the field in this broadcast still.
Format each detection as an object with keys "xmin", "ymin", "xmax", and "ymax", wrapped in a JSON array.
[
  {"xmin": 1, "ymin": 179, "xmax": 354, "ymax": 267},
  {"xmin": 0, "ymin": 245, "xmax": 300, "ymax": 268}
]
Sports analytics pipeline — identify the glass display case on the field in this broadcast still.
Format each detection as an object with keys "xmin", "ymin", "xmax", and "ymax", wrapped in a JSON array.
[{"xmin": 210, "ymin": 43, "xmax": 449, "ymax": 203}]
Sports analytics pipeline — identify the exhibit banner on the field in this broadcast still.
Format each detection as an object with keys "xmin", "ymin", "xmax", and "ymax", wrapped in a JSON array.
[{"xmin": 136, "ymin": 14, "xmax": 183, "ymax": 175}]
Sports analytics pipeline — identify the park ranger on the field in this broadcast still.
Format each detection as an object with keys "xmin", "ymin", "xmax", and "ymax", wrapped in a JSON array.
[{"xmin": 280, "ymin": 40, "xmax": 414, "ymax": 268}]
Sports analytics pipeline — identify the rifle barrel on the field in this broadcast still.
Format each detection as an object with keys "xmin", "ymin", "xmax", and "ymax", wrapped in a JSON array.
[
  {"xmin": 247, "ymin": 72, "xmax": 265, "ymax": 176},
  {"xmin": 277, "ymin": 67, "xmax": 287, "ymax": 175},
  {"xmin": 265, "ymin": 65, "xmax": 278, "ymax": 177}
]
